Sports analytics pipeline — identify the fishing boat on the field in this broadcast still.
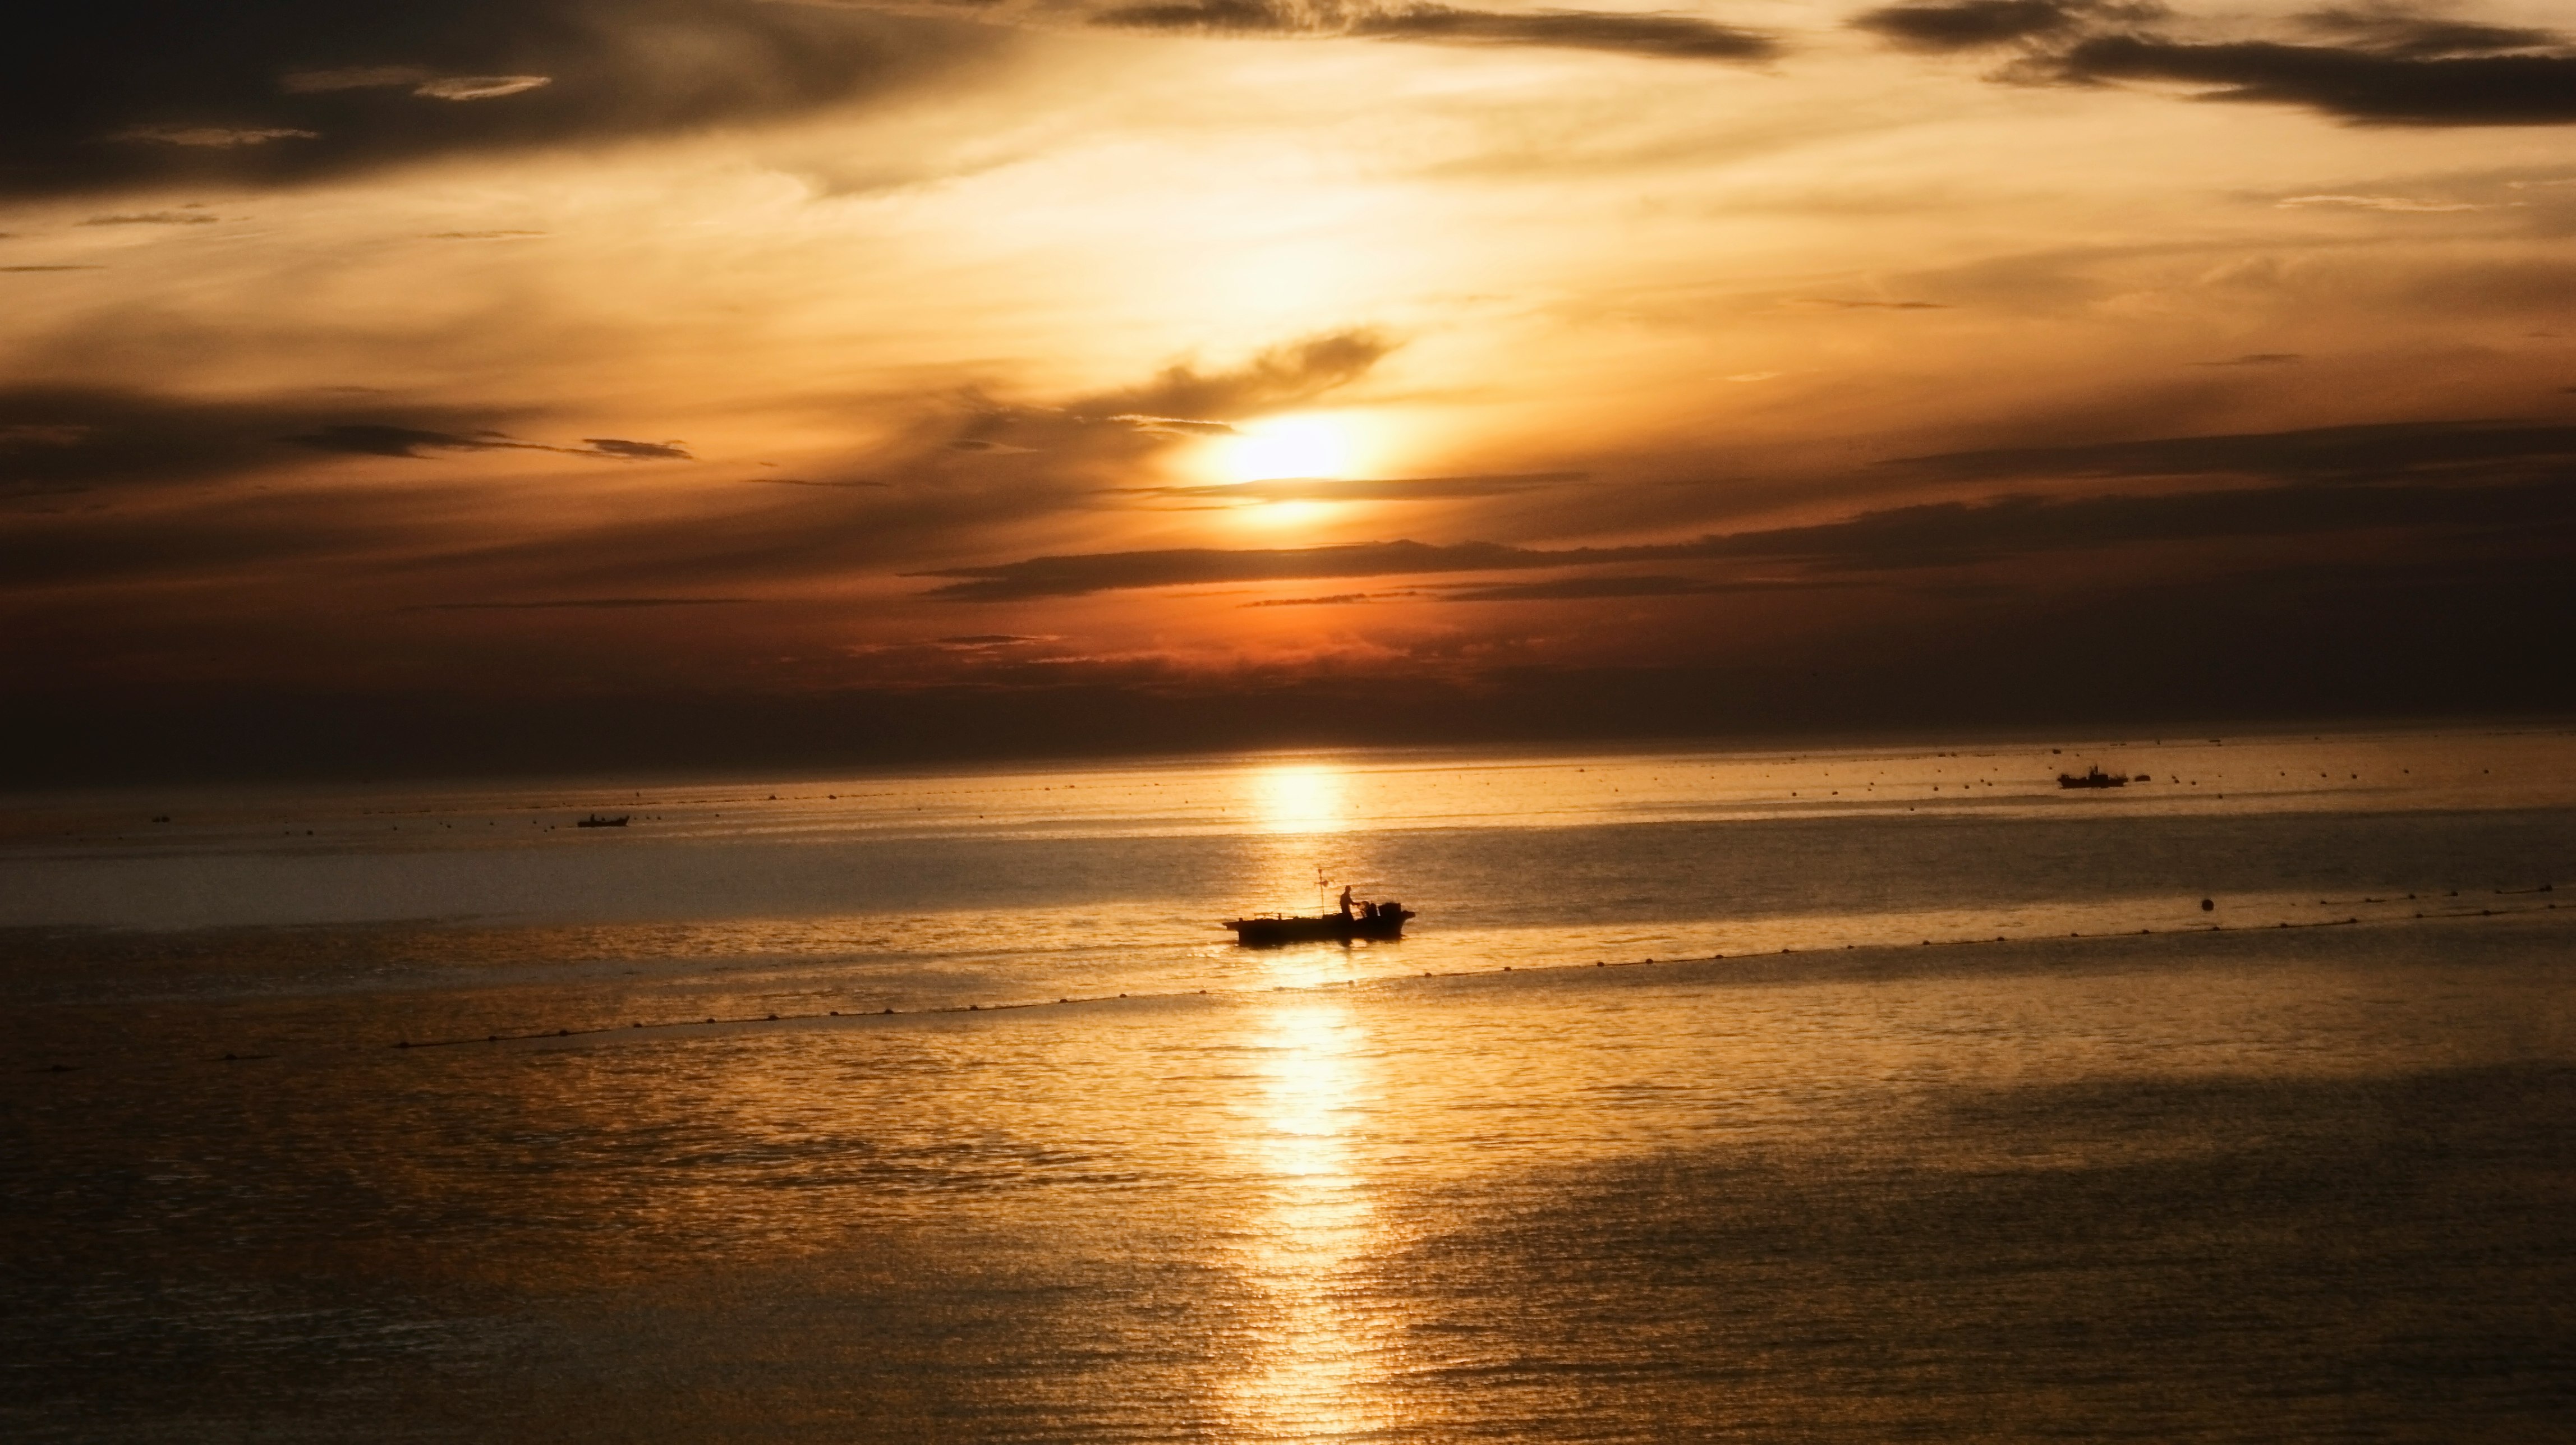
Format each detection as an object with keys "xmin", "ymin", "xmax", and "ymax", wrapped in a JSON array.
[
  {"xmin": 2056, "ymin": 766, "xmax": 2126, "ymax": 789},
  {"xmin": 1225, "ymin": 884, "xmax": 1414, "ymax": 946},
  {"xmin": 576, "ymin": 813, "xmax": 631, "ymax": 827}
]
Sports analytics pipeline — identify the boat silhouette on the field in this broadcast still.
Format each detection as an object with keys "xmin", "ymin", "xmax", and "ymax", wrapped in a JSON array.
[
  {"xmin": 2056, "ymin": 766, "xmax": 2126, "ymax": 790},
  {"xmin": 1225, "ymin": 885, "xmax": 1414, "ymax": 946},
  {"xmin": 576, "ymin": 813, "xmax": 631, "ymax": 827}
]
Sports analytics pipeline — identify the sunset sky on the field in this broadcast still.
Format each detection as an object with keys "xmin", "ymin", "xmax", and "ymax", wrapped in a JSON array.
[{"xmin": 7, "ymin": 0, "xmax": 2575, "ymax": 778}]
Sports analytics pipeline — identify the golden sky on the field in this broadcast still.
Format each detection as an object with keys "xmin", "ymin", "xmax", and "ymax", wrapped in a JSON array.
[{"xmin": 5, "ymin": 0, "xmax": 2574, "ymax": 772}]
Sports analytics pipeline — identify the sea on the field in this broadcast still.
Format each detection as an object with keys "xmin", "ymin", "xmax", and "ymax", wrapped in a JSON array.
[{"xmin": 3, "ymin": 726, "xmax": 2572, "ymax": 1442}]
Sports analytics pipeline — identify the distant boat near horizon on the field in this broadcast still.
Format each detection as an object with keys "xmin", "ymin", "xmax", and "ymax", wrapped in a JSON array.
[
  {"xmin": 576, "ymin": 813, "xmax": 631, "ymax": 828},
  {"xmin": 2057, "ymin": 766, "xmax": 2129, "ymax": 790}
]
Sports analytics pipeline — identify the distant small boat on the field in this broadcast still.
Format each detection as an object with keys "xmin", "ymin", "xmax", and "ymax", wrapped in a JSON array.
[
  {"xmin": 1225, "ymin": 889, "xmax": 1414, "ymax": 947},
  {"xmin": 2057, "ymin": 766, "xmax": 2126, "ymax": 790},
  {"xmin": 576, "ymin": 813, "xmax": 631, "ymax": 827}
]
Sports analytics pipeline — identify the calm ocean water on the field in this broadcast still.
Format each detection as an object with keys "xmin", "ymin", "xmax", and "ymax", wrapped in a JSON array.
[{"xmin": 4, "ymin": 727, "xmax": 2573, "ymax": 1441}]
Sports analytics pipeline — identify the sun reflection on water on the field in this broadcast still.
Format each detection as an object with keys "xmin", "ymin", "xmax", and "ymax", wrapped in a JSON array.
[
  {"xmin": 1223, "ymin": 994, "xmax": 1389, "ymax": 1440},
  {"xmin": 1253, "ymin": 763, "xmax": 1347, "ymax": 836}
]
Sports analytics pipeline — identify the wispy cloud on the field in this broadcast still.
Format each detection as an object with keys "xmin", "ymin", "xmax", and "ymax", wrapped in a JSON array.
[
  {"xmin": 1090, "ymin": 1, "xmax": 1779, "ymax": 61},
  {"xmin": 1790, "ymin": 297, "xmax": 1952, "ymax": 310},
  {"xmin": 284, "ymin": 424, "xmax": 692, "ymax": 460},
  {"xmin": 107, "ymin": 125, "xmax": 316, "ymax": 148},
  {"xmin": 915, "ymin": 420, "xmax": 2576, "ymax": 599},
  {"xmin": 2276, "ymin": 192, "xmax": 2482, "ymax": 211},
  {"xmin": 413, "ymin": 75, "xmax": 553, "ymax": 101},
  {"xmin": 1140, "ymin": 472, "xmax": 1582, "ymax": 503},
  {"xmin": 79, "ymin": 210, "xmax": 219, "ymax": 226}
]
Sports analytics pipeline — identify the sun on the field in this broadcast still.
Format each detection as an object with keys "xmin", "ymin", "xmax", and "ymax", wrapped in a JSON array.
[{"xmin": 1223, "ymin": 415, "xmax": 1351, "ymax": 482}]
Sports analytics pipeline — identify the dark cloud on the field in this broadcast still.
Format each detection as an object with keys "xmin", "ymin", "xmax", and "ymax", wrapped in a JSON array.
[
  {"xmin": 287, "ymin": 423, "xmax": 539, "ymax": 458},
  {"xmin": 286, "ymin": 423, "xmax": 691, "ymax": 460},
  {"xmin": 1886, "ymin": 417, "xmax": 2576, "ymax": 481},
  {"xmin": 0, "ymin": 390, "xmax": 464, "ymax": 491},
  {"xmin": 79, "ymin": 210, "xmax": 219, "ymax": 226},
  {"xmin": 1677, "ymin": 476, "xmax": 2576, "ymax": 572},
  {"xmin": 914, "ymin": 538, "xmax": 1538, "ymax": 600},
  {"xmin": 744, "ymin": 476, "xmax": 890, "ymax": 489},
  {"xmin": 0, "ymin": 387, "xmax": 692, "ymax": 495},
  {"xmin": 576, "ymin": 437, "xmax": 692, "ymax": 461},
  {"xmin": 1064, "ymin": 328, "xmax": 1397, "ymax": 425},
  {"xmin": 945, "ymin": 328, "xmax": 1401, "ymax": 455},
  {"xmin": 1440, "ymin": 573, "xmax": 1736, "ymax": 601},
  {"xmin": 0, "ymin": 0, "xmax": 1000, "ymax": 197},
  {"xmin": 1091, "ymin": 1, "xmax": 1777, "ymax": 59},
  {"xmin": 1346, "ymin": 6, "xmax": 1778, "ymax": 59},
  {"xmin": 1851, "ymin": 0, "xmax": 2100, "ymax": 52},
  {"xmin": 2193, "ymin": 352, "xmax": 2303, "ymax": 366},
  {"xmin": 1794, "ymin": 297, "xmax": 1952, "ymax": 309},
  {"xmin": 410, "ymin": 597, "xmax": 750, "ymax": 610},
  {"xmin": 1852, "ymin": 2, "xmax": 2576, "ymax": 126},
  {"xmin": 2051, "ymin": 34, "xmax": 2576, "ymax": 125}
]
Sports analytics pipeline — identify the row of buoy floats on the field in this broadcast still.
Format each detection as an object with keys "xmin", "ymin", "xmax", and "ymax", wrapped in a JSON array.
[
  {"xmin": 17, "ymin": 891, "xmax": 2559, "ymax": 1071},
  {"xmin": 365, "ymin": 891, "xmax": 2560, "ymax": 1054}
]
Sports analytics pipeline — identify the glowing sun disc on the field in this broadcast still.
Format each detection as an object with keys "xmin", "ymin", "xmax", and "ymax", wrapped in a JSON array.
[{"xmin": 1226, "ymin": 415, "xmax": 1350, "ymax": 483}]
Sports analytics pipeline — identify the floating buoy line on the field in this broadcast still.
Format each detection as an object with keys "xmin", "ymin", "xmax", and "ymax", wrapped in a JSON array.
[{"xmin": 14, "ymin": 887, "xmax": 2563, "ymax": 1074}]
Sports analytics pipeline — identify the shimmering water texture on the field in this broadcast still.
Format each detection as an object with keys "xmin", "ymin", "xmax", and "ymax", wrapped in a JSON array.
[{"xmin": 4, "ymin": 728, "xmax": 2573, "ymax": 1441}]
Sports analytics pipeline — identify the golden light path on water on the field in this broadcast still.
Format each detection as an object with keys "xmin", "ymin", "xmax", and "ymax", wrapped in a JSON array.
[
  {"xmin": 1224, "ymin": 991, "xmax": 1387, "ymax": 1440},
  {"xmin": 1232, "ymin": 757, "xmax": 1393, "ymax": 1437}
]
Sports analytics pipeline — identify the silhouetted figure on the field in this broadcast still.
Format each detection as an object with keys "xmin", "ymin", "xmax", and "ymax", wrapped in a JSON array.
[{"xmin": 1337, "ymin": 885, "xmax": 1354, "ymax": 919}]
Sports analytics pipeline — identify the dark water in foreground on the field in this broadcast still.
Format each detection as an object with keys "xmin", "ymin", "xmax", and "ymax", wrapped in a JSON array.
[{"xmin": 4, "ymin": 729, "xmax": 2573, "ymax": 1441}]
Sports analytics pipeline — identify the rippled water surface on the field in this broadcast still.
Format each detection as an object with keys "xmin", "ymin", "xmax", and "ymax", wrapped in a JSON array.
[{"xmin": 5, "ymin": 727, "xmax": 2573, "ymax": 1441}]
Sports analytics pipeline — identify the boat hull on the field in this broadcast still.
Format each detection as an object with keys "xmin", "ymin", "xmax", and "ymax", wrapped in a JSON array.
[{"xmin": 1223, "ymin": 910, "xmax": 1413, "ymax": 947}]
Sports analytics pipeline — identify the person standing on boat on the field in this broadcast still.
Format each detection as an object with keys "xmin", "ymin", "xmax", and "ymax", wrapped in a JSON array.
[{"xmin": 1337, "ymin": 885, "xmax": 1354, "ymax": 919}]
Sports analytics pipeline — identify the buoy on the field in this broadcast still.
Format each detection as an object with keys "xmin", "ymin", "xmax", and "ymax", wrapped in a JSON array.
[{"xmin": 2201, "ymin": 898, "xmax": 2214, "ymax": 911}]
